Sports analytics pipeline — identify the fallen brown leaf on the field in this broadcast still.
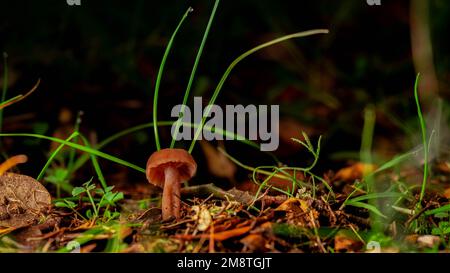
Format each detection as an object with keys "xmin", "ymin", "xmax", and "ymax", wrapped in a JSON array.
[
  {"xmin": 240, "ymin": 233, "xmax": 267, "ymax": 252},
  {"xmin": 335, "ymin": 162, "xmax": 377, "ymax": 181},
  {"xmin": 417, "ymin": 235, "xmax": 440, "ymax": 248},
  {"xmin": 334, "ymin": 231, "xmax": 363, "ymax": 253},
  {"xmin": 200, "ymin": 141, "xmax": 237, "ymax": 181},
  {"xmin": 444, "ymin": 188, "xmax": 450, "ymax": 199}
]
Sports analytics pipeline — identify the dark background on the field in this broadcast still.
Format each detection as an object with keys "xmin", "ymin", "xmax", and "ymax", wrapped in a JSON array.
[{"xmin": 0, "ymin": 0, "xmax": 449, "ymax": 188}]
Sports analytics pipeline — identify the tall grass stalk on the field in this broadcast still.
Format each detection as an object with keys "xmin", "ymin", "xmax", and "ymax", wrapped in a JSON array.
[
  {"xmin": 360, "ymin": 106, "xmax": 382, "ymax": 231},
  {"xmin": 414, "ymin": 73, "xmax": 428, "ymax": 206},
  {"xmin": 360, "ymin": 106, "xmax": 376, "ymax": 192},
  {"xmin": 153, "ymin": 7, "xmax": 193, "ymax": 151},
  {"xmin": 171, "ymin": 0, "xmax": 220, "ymax": 148}
]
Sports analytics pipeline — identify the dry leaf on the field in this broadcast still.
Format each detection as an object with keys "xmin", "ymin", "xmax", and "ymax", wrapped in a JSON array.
[
  {"xmin": 334, "ymin": 231, "xmax": 363, "ymax": 253},
  {"xmin": 417, "ymin": 235, "xmax": 440, "ymax": 248},
  {"xmin": 275, "ymin": 198, "xmax": 319, "ymax": 227},
  {"xmin": 335, "ymin": 162, "xmax": 377, "ymax": 181},
  {"xmin": 200, "ymin": 141, "xmax": 236, "ymax": 181},
  {"xmin": 444, "ymin": 188, "xmax": 450, "ymax": 199},
  {"xmin": 437, "ymin": 162, "xmax": 450, "ymax": 174},
  {"xmin": 275, "ymin": 198, "xmax": 309, "ymax": 213},
  {"xmin": 240, "ymin": 234, "xmax": 267, "ymax": 252}
]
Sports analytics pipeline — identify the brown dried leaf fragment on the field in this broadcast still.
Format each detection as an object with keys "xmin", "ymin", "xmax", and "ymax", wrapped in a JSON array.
[{"xmin": 335, "ymin": 162, "xmax": 377, "ymax": 182}]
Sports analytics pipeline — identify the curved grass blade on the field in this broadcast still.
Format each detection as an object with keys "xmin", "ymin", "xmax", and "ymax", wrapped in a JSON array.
[
  {"xmin": 370, "ymin": 148, "xmax": 421, "ymax": 175},
  {"xmin": 414, "ymin": 73, "xmax": 428, "ymax": 205},
  {"xmin": 79, "ymin": 133, "xmax": 107, "ymax": 190},
  {"xmin": 346, "ymin": 201, "xmax": 387, "ymax": 219},
  {"xmin": 0, "ymin": 78, "xmax": 40, "ymax": 110},
  {"xmin": 37, "ymin": 131, "xmax": 79, "ymax": 181},
  {"xmin": 0, "ymin": 133, "xmax": 145, "ymax": 173},
  {"xmin": 425, "ymin": 204, "xmax": 450, "ymax": 216},
  {"xmin": 345, "ymin": 192, "xmax": 406, "ymax": 204},
  {"xmin": 70, "ymin": 121, "xmax": 273, "ymax": 174},
  {"xmin": 188, "ymin": 29, "xmax": 329, "ymax": 153},
  {"xmin": 153, "ymin": 7, "xmax": 193, "ymax": 151},
  {"xmin": 171, "ymin": 0, "xmax": 220, "ymax": 148}
]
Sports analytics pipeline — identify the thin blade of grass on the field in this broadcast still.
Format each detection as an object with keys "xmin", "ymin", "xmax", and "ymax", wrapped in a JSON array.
[
  {"xmin": 360, "ymin": 106, "xmax": 376, "ymax": 192},
  {"xmin": 37, "ymin": 131, "xmax": 79, "ymax": 181},
  {"xmin": 153, "ymin": 7, "xmax": 193, "ymax": 151},
  {"xmin": 0, "ymin": 133, "xmax": 145, "ymax": 173},
  {"xmin": 79, "ymin": 133, "xmax": 107, "ymax": 190},
  {"xmin": 70, "ymin": 121, "xmax": 273, "ymax": 174},
  {"xmin": 370, "ymin": 148, "xmax": 421, "ymax": 175},
  {"xmin": 171, "ymin": 0, "xmax": 220, "ymax": 148},
  {"xmin": 359, "ymin": 106, "xmax": 382, "ymax": 232},
  {"xmin": 414, "ymin": 73, "xmax": 429, "ymax": 205},
  {"xmin": 188, "ymin": 29, "xmax": 329, "ymax": 153},
  {"xmin": 425, "ymin": 204, "xmax": 450, "ymax": 216},
  {"xmin": 67, "ymin": 111, "xmax": 83, "ymax": 172},
  {"xmin": 346, "ymin": 201, "xmax": 387, "ymax": 219},
  {"xmin": 0, "ymin": 78, "xmax": 40, "ymax": 110},
  {"xmin": 345, "ymin": 192, "xmax": 406, "ymax": 204}
]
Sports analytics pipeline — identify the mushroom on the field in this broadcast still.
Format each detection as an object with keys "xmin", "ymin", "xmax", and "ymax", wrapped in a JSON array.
[{"xmin": 146, "ymin": 148, "xmax": 197, "ymax": 220}]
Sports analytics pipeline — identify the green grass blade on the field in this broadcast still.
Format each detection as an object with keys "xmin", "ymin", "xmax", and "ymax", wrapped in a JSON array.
[
  {"xmin": 414, "ymin": 73, "xmax": 429, "ymax": 205},
  {"xmin": 153, "ymin": 7, "xmax": 193, "ymax": 151},
  {"xmin": 79, "ymin": 133, "xmax": 108, "ymax": 190},
  {"xmin": 371, "ymin": 148, "xmax": 420, "ymax": 175},
  {"xmin": 346, "ymin": 192, "xmax": 406, "ymax": 204},
  {"xmin": 0, "ymin": 95, "xmax": 21, "ymax": 109},
  {"xmin": 360, "ymin": 107, "xmax": 376, "ymax": 192},
  {"xmin": 359, "ymin": 106, "xmax": 382, "ymax": 231},
  {"xmin": 37, "ymin": 131, "xmax": 79, "ymax": 181},
  {"xmin": 425, "ymin": 204, "xmax": 450, "ymax": 216},
  {"xmin": 0, "ymin": 79, "xmax": 40, "ymax": 110},
  {"xmin": 188, "ymin": 29, "xmax": 329, "ymax": 153},
  {"xmin": 171, "ymin": 0, "xmax": 220, "ymax": 148},
  {"xmin": 70, "ymin": 121, "xmax": 268, "ymax": 174},
  {"xmin": 67, "ymin": 112, "xmax": 82, "ymax": 172},
  {"xmin": 346, "ymin": 201, "xmax": 387, "ymax": 219},
  {"xmin": 0, "ymin": 133, "xmax": 145, "ymax": 173}
]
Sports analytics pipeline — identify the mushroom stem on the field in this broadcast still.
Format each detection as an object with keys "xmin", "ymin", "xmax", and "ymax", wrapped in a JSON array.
[{"xmin": 162, "ymin": 166, "xmax": 180, "ymax": 220}]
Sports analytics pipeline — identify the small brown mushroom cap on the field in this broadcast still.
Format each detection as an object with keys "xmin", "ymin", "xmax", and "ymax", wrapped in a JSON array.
[{"xmin": 146, "ymin": 148, "xmax": 197, "ymax": 188}]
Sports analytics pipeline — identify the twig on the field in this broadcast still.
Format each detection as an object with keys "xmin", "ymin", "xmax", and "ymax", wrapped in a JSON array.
[{"xmin": 405, "ymin": 203, "xmax": 432, "ymax": 228}]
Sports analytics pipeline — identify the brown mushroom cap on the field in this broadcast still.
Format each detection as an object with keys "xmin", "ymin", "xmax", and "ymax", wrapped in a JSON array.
[{"xmin": 146, "ymin": 148, "xmax": 197, "ymax": 188}]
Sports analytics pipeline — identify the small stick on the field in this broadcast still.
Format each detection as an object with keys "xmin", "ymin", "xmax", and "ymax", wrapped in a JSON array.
[{"xmin": 404, "ymin": 203, "xmax": 432, "ymax": 228}]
